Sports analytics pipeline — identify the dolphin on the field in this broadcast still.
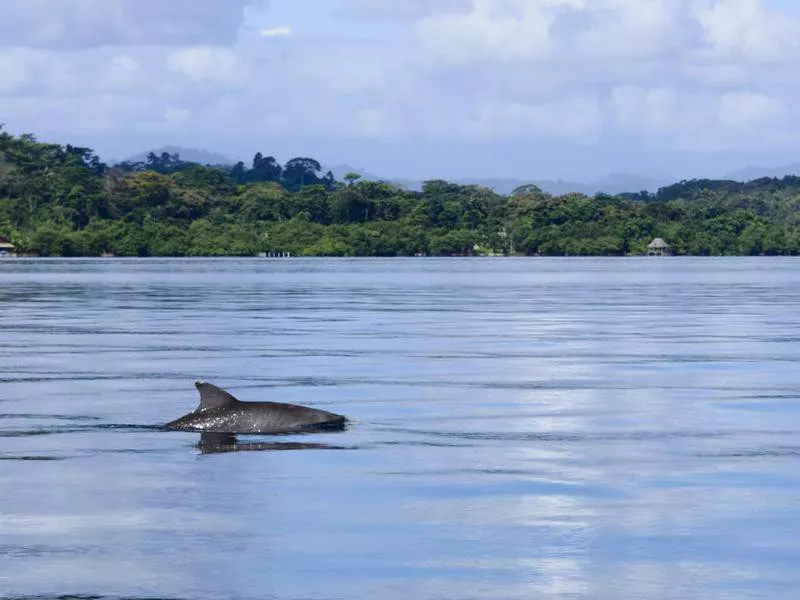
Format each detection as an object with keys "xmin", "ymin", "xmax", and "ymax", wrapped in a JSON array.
[{"xmin": 165, "ymin": 381, "xmax": 348, "ymax": 435}]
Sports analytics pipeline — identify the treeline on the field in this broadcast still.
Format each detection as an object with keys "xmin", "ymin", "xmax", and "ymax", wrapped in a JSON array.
[
  {"xmin": 117, "ymin": 151, "xmax": 336, "ymax": 192},
  {"xmin": 3, "ymin": 126, "xmax": 800, "ymax": 257}
]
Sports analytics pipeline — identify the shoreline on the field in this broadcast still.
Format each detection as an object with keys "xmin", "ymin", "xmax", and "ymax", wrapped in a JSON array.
[{"xmin": 3, "ymin": 254, "xmax": 799, "ymax": 260}]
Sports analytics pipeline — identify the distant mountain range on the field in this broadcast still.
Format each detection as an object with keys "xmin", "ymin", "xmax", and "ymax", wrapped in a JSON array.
[
  {"xmin": 115, "ymin": 146, "xmax": 236, "ymax": 166},
  {"xmin": 117, "ymin": 146, "xmax": 800, "ymax": 196},
  {"xmin": 724, "ymin": 162, "xmax": 800, "ymax": 181},
  {"xmin": 324, "ymin": 164, "xmax": 669, "ymax": 196}
]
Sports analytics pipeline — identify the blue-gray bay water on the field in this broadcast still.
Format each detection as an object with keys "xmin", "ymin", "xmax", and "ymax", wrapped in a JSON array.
[{"xmin": 1, "ymin": 257, "xmax": 800, "ymax": 600}]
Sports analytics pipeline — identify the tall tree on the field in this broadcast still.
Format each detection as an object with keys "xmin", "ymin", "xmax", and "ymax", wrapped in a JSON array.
[
  {"xmin": 251, "ymin": 153, "xmax": 282, "ymax": 183},
  {"xmin": 282, "ymin": 157, "xmax": 322, "ymax": 191}
]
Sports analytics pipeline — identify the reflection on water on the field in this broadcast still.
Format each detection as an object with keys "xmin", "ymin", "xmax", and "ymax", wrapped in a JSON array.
[
  {"xmin": 195, "ymin": 432, "xmax": 355, "ymax": 454},
  {"xmin": 1, "ymin": 257, "xmax": 800, "ymax": 600}
]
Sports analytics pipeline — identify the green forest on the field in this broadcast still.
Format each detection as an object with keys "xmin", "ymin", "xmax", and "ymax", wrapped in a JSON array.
[{"xmin": 3, "ymin": 125, "xmax": 800, "ymax": 257}]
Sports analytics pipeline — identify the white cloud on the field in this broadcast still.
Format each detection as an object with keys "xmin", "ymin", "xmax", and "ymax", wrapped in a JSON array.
[
  {"xmin": 717, "ymin": 91, "xmax": 787, "ymax": 129},
  {"xmin": 167, "ymin": 47, "xmax": 248, "ymax": 86},
  {"xmin": 98, "ymin": 55, "xmax": 147, "ymax": 93},
  {"xmin": 409, "ymin": 0, "xmax": 702, "ymax": 69},
  {"xmin": 569, "ymin": 0, "xmax": 695, "ymax": 60},
  {"xmin": 0, "ymin": 51, "xmax": 34, "ymax": 95},
  {"xmin": 0, "ymin": 94, "xmax": 168, "ymax": 134},
  {"xmin": 164, "ymin": 107, "xmax": 191, "ymax": 126},
  {"xmin": 1, "ymin": 0, "xmax": 800, "ymax": 160},
  {"xmin": 336, "ymin": 0, "xmax": 471, "ymax": 21},
  {"xmin": 0, "ymin": 0, "xmax": 257, "ymax": 49},
  {"xmin": 415, "ymin": 0, "xmax": 574, "ymax": 66},
  {"xmin": 259, "ymin": 26, "xmax": 293, "ymax": 38},
  {"xmin": 695, "ymin": 0, "xmax": 800, "ymax": 61},
  {"xmin": 610, "ymin": 86, "xmax": 679, "ymax": 137},
  {"xmin": 466, "ymin": 97, "xmax": 604, "ymax": 140},
  {"xmin": 608, "ymin": 84, "xmax": 790, "ymax": 151}
]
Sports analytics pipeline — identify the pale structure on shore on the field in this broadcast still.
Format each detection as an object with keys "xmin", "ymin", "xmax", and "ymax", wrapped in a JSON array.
[{"xmin": 647, "ymin": 238, "xmax": 671, "ymax": 256}]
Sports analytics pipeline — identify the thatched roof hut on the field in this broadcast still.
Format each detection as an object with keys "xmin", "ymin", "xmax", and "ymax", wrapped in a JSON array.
[
  {"xmin": 0, "ymin": 238, "xmax": 15, "ymax": 253},
  {"xmin": 647, "ymin": 238, "xmax": 670, "ymax": 256}
]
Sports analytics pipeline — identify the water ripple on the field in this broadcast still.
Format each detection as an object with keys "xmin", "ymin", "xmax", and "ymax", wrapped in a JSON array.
[{"xmin": 2, "ymin": 257, "xmax": 800, "ymax": 600}]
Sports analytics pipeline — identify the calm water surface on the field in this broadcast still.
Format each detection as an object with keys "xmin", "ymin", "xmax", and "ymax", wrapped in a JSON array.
[{"xmin": 1, "ymin": 257, "xmax": 799, "ymax": 600}]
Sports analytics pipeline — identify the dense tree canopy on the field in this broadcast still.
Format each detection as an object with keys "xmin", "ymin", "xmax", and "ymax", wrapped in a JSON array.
[{"xmin": 2, "ymin": 126, "xmax": 800, "ymax": 257}]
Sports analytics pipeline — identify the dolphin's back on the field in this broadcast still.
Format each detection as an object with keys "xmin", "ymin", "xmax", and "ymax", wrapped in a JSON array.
[
  {"xmin": 203, "ymin": 400, "xmax": 345, "ymax": 434},
  {"xmin": 165, "ymin": 381, "xmax": 347, "ymax": 434}
]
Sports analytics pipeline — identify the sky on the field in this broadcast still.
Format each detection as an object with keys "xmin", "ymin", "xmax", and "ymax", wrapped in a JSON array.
[{"xmin": 1, "ymin": 0, "xmax": 800, "ymax": 182}]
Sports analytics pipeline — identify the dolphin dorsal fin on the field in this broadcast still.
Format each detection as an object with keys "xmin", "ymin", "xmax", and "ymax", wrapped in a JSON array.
[{"xmin": 195, "ymin": 381, "xmax": 240, "ymax": 410}]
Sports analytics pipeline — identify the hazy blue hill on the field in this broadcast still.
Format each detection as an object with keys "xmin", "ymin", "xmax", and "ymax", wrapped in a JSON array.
[
  {"xmin": 324, "ymin": 164, "xmax": 666, "ymax": 196},
  {"xmin": 114, "ymin": 147, "xmax": 797, "ymax": 194},
  {"xmin": 119, "ymin": 146, "xmax": 236, "ymax": 166},
  {"xmin": 111, "ymin": 153, "xmax": 665, "ymax": 196},
  {"xmin": 592, "ymin": 173, "xmax": 669, "ymax": 194},
  {"xmin": 726, "ymin": 163, "xmax": 800, "ymax": 181}
]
